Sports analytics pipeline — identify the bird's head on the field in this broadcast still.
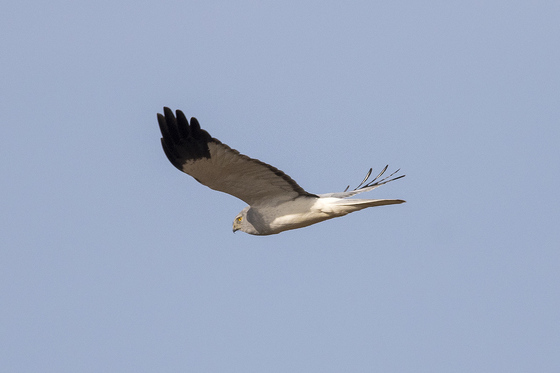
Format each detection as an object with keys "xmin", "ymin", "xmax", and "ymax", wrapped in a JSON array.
[
  {"xmin": 232, "ymin": 206, "xmax": 259, "ymax": 235},
  {"xmin": 232, "ymin": 212, "xmax": 244, "ymax": 233}
]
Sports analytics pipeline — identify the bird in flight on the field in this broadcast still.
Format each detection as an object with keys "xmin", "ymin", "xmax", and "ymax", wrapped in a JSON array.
[{"xmin": 158, "ymin": 107, "xmax": 405, "ymax": 235}]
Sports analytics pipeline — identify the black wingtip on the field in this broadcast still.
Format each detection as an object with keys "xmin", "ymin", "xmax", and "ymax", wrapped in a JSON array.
[
  {"xmin": 157, "ymin": 107, "xmax": 213, "ymax": 166},
  {"xmin": 348, "ymin": 165, "xmax": 405, "ymax": 191},
  {"xmin": 190, "ymin": 117, "xmax": 202, "ymax": 134},
  {"xmin": 163, "ymin": 106, "xmax": 173, "ymax": 117}
]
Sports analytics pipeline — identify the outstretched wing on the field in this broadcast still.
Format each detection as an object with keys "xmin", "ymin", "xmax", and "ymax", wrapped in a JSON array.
[
  {"xmin": 158, "ymin": 107, "xmax": 316, "ymax": 206},
  {"xmin": 319, "ymin": 165, "xmax": 405, "ymax": 198}
]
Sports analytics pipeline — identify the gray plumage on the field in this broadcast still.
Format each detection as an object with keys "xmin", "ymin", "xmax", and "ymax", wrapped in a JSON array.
[{"xmin": 158, "ymin": 107, "xmax": 405, "ymax": 235}]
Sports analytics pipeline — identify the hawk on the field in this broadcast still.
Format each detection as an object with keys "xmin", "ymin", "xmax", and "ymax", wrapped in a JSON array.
[{"xmin": 158, "ymin": 107, "xmax": 405, "ymax": 235}]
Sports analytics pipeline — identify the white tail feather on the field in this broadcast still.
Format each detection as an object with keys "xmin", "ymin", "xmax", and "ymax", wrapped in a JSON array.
[
  {"xmin": 317, "ymin": 198, "xmax": 406, "ymax": 216},
  {"xmin": 333, "ymin": 198, "xmax": 405, "ymax": 209}
]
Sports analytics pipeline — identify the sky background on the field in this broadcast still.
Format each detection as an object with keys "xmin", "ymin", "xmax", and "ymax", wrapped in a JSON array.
[{"xmin": 1, "ymin": 1, "xmax": 559, "ymax": 372}]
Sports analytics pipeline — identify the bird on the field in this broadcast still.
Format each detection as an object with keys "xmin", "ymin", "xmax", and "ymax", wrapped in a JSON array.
[{"xmin": 158, "ymin": 107, "xmax": 405, "ymax": 235}]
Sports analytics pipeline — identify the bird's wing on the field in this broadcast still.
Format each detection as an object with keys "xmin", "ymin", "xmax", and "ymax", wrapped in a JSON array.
[
  {"xmin": 158, "ymin": 107, "xmax": 316, "ymax": 206},
  {"xmin": 318, "ymin": 165, "xmax": 405, "ymax": 198}
]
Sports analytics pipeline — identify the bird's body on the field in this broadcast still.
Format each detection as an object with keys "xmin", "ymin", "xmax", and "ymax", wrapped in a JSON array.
[
  {"xmin": 238, "ymin": 197, "xmax": 405, "ymax": 235},
  {"xmin": 158, "ymin": 107, "xmax": 405, "ymax": 235}
]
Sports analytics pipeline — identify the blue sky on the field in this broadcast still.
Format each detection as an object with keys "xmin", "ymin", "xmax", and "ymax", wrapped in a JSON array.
[{"xmin": 1, "ymin": 1, "xmax": 559, "ymax": 372}]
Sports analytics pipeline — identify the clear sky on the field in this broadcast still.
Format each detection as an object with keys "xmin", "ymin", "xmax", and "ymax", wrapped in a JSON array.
[{"xmin": 1, "ymin": 1, "xmax": 559, "ymax": 372}]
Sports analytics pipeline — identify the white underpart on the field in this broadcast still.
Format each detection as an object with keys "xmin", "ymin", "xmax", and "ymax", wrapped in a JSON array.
[{"xmin": 254, "ymin": 196, "xmax": 404, "ymax": 235}]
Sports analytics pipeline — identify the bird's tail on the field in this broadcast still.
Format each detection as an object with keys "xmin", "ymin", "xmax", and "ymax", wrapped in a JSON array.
[
  {"xmin": 334, "ymin": 198, "xmax": 405, "ymax": 208},
  {"xmin": 322, "ymin": 198, "xmax": 405, "ymax": 216}
]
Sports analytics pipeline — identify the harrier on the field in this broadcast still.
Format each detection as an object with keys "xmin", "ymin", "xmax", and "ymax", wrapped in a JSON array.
[{"xmin": 158, "ymin": 107, "xmax": 405, "ymax": 235}]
